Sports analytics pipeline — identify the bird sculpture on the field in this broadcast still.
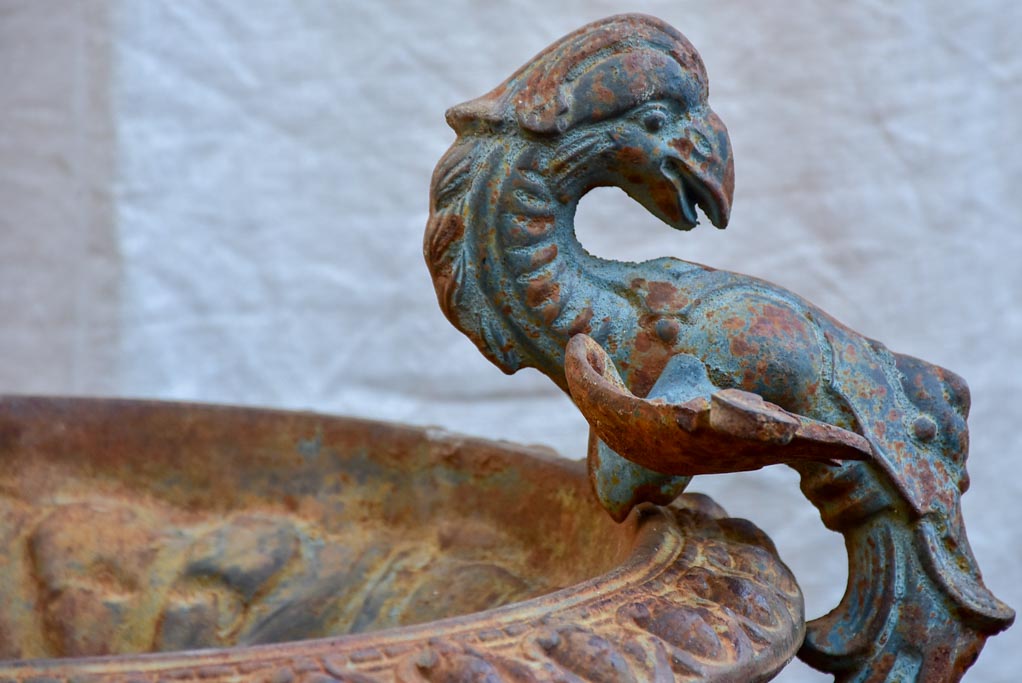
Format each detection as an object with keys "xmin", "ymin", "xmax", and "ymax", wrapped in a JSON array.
[{"xmin": 425, "ymin": 13, "xmax": 1013, "ymax": 681}]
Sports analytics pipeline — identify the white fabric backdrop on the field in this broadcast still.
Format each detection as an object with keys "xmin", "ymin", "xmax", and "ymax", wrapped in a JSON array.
[{"xmin": 2, "ymin": 2, "xmax": 1019, "ymax": 680}]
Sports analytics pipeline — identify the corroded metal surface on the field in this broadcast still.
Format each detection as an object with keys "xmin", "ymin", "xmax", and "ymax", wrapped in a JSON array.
[
  {"xmin": 0, "ymin": 396, "xmax": 804, "ymax": 681},
  {"xmin": 425, "ymin": 12, "xmax": 1013, "ymax": 681},
  {"xmin": 565, "ymin": 333, "xmax": 872, "ymax": 475}
]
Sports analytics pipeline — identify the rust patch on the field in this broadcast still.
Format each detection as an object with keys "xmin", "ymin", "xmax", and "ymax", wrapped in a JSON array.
[
  {"xmin": 524, "ymin": 273, "xmax": 561, "ymax": 310},
  {"xmin": 650, "ymin": 177, "xmax": 682, "ymax": 224},
  {"xmin": 539, "ymin": 302, "xmax": 561, "ymax": 326},
  {"xmin": 670, "ymin": 138, "xmax": 695, "ymax": 157},
  {"xmin": 634, "ymin": 328, "xmax": 653, "ymax": 353},
  {"xmin": 424, "ymin": 214, "xmax": 465, "ymax": 275},
  {"xmin": 531, "ymin": 243, "xmax": 558, "ymax": 269},
  {"xmin": 722, "ymin": 316, "xmax": 744, "ymax": 332},
  {"xmin": 748, "ymin": 303, "xmax": 804, "ymax": 340},
  {"xmin": 645, "ymin": 281, "xmax": 687, "ymax": 312},
  {"xmin": 506, "ymin": 215, "xmax": 556, "ymax": 247},
  {"xmin": 617, "ymin": 145, "xmax": 649, "ymax": 167},
  {"xmin": 567, "ymin": 307, "xmax": 595, "ymax": 336},
  {"xmin": 627, "ymin": 329, "xmax": 672, "ymax": 398},
  {"xmin": 730, "ymin": 336, "xmax": 758, "ymax": 358}
]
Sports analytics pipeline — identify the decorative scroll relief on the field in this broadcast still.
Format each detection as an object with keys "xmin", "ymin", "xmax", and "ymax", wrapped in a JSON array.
[{"xmin": 0, "ymin": 496, "xmax": 803, "ymax": 683}]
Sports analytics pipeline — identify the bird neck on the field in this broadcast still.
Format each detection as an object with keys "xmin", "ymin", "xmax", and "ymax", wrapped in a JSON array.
[{"xmin": 427, "ymin": 135, "xmax": 668, "ymax": 391}]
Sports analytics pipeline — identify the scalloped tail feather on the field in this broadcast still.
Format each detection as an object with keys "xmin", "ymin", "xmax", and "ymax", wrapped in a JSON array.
[{"xmin": 800, "ymin": 513, "xmax": 1013, "ymax": 682}]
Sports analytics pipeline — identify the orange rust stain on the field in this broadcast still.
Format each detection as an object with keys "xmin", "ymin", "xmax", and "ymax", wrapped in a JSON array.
[
  {"xmin": 748, "ymin": 303, "xmax": 805, "ymax": 339},
  {"xmin": 645, "ymin": 281, "xmax": 686, "ymax": 312},
  {"xmin": 650, "ymin": 178, "xmax": 681, "ymax": 223},
  {"xmin": 527, "ymin": 215, "xmax": 555, "ymax": 233},
  {"xmin": 434, "ymin": 274, "xmax": 457, "ymax": 321},
  {"xmin": 722, "ymin": 153, "xmax": 735, "ymax": 203},
  {"xmin": 567, "ymin": 307, "xmax": 595, "ymax": 336},
  {"xmin": 628, "ymin": 358, "xmax": 656, "ymax": 393},
  {"xmin": 530, "ymin": 243, "xmax": 558, "ymax": 269},
  {"xmin": 628, "ymin": 339, "xmax": 671, "ymax": 398},
  {"xmin": 722, "ymin": 317, "xmax": 744, "ymax": 332},
  {"xmin": 424, "ymin": 214, "xmax": 465, "ymax": 272},
  {"xmin": 592, "ymin": 76, "xmax": 615, "ymax": 106},
  {"xmin": 539, "ymin": 302, "xmax": 561, "ymax": 326},
  {"xmin": 730, "ymin": 337, "xmax": 757, "ymax": 358},
  {"xmin": 634, "ymin": 328, "xmax": 653, "ymax": 353},
  {"xmin": 525, "ymin": 274, "xmax": 560, "ymax": 310},
  {"xmin": 617, "ymin": 146, "xmax": 648, "ymax": 167},
  {"xmin": 424, "ymin": 215, "xmax": 468, "ymax": 324},
  {"xmin": 670, "ymin": 138, "xmax": 695, "ymax": 157},
  {"xmin": 508, "ymin": 215, "xmax": 555, "ymax": 245},
  {"xmin": 604, "ymin": 323, "xmax": 619, "ymax": 354}
]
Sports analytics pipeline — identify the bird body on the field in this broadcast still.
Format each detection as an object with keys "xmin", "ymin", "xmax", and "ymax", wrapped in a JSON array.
[{"xmin": 426, "ymin": 14, "xmax": 1012, "ymax": 680}]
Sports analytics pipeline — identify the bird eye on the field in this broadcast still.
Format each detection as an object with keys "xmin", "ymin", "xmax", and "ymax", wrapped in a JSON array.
[{"xmin": 642, "ymin": 110, "xmax": 668, "ymax": 133}]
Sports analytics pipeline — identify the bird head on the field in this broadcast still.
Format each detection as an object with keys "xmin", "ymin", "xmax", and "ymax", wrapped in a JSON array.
[{"xmin": 446, "ymin": 13, "xmax": 734, "ymax": 230}]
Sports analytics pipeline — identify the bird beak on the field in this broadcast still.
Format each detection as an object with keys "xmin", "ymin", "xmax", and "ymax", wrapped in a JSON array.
[{"xmin": 660, "ymin": 108, "xmax": 734, "ymax": 230}]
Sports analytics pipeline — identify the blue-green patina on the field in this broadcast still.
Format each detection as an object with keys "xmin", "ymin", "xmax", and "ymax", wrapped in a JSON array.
[{"xmin": 425, "ymin": 13, "xmax": 1012, "ymax": 681}]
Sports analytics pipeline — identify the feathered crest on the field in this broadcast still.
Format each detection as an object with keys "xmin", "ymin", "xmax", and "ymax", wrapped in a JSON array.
[{"xmin": 446, "ymin": 14, "xmax": 706, "ymax": 137}]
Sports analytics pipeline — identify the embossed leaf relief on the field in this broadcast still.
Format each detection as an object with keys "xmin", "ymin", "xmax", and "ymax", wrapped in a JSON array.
[{"xmin": 3, "ymin": 500, "xmax": 543, "ymax": 659}]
